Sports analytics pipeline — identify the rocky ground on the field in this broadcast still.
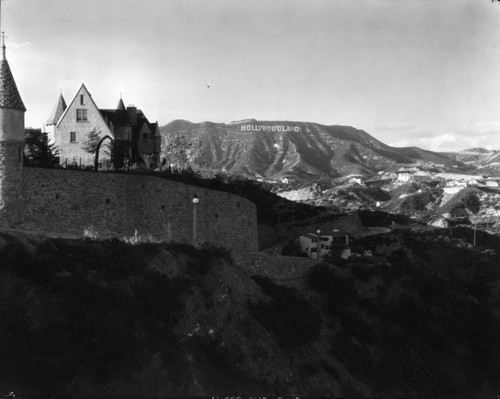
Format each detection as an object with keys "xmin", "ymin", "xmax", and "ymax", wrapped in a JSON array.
[{"xmin": 273, "ymin": 178, "xmax": 500, "ymax": 235}]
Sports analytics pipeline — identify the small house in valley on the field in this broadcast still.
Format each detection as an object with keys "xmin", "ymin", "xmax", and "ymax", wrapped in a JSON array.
[{"xmin": 299, "ymin": 230, "xmax": 351, "ymax": 259}]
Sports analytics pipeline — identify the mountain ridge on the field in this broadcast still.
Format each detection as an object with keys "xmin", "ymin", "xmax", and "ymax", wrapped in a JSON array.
[
  {"xmin": 439, "ymin": 148, "xmax": 500, "ymax": 175},
  {"xmin": 161, "ymin": 119, "xmax": 467, "ymax": 179}
]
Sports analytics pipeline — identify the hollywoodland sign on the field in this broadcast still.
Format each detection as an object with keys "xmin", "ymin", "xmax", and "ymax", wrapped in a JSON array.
[{"xmin": 240, "ymin": 124, "xmax": 301, "ymax": 132}]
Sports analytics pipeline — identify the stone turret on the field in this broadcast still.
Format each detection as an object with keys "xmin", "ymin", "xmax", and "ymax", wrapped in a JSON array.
[{"xmin": 0, "ymin": 41, "xmax": 26, "ymax": 227}]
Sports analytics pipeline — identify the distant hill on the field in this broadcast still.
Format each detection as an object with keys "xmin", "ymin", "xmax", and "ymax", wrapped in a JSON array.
[
  {"xmin": 440, "ymin": 148, "xmax": 500, "ymax": 176},
  {"xmin": 160, "ymin": 119, "xmax": 465, "ymax": 180},
  {"xmin": 440, "ymin": 148, "xmax": 497, "ymax": 165}
]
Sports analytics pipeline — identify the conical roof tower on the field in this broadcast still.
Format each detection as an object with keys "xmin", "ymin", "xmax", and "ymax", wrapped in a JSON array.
[
  {"xmin": 0, "ymin": 34, "xmax": 26, "ymax": 228},
  {"xmin": 0, "ymin": 41, "xmax": 25, "ymax": 111},
  {"xmin": 114, "ymin": 94, "xmax": 131, "ymax": 125},
  {"xmin": 46, "ymin": 92, "xmax": 67, "ymax": 125},
  {"xmin": 116, "ymin": 95, "xmax": 126, "ymax": 111}
]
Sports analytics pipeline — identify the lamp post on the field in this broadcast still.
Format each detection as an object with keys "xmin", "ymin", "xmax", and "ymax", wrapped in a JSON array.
[
  {"xmin": 192, "ymin": 194, "xmax": 199, "ymax": 247},
  {"xmin": 316, "ymin": 229, "xmax": 321, "ymax": 259}
]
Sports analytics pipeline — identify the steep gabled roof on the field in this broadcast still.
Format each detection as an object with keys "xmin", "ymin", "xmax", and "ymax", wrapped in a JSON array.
[
  {"xmin": 98, "ymin": 95, "xmax": 133, "ymax": 126},
  {"xmin": 100, "ymin": 109, "xmax": 132, "ymax": 126},
  {"xmin": 148, "ymin": 121, "xmax": 160, "ymax": 136},
  {"xmin": 0, "ymin": 46, "xmax": 26, "ymax": 111},
  {"xmin": 133, "ymin": 111, "xmax": 158, "ymax": 136},
  {"xmin": 56, "ymin": 83, "xmax": 113, "ymax": 137},
  {"xmin": 46, "ymin": 93, "xmax": 67, "ymax": 124}
]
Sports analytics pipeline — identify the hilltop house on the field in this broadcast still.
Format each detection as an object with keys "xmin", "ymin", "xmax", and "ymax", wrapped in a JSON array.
[
  {"xmin": 45, "ymin": 84, "xmax": 161, "ymax": 167},
  {"xmin": 340, "ymin": 174, "xmax": 364, "ymax": 185},
  {"xmin": 435, "ymin": 173, "xmax": 483, "ymax": 183},
  {"xmin": 397, "ymin": 167, "xmax": 418, "ymax": 182},
  {"xmin": 445, "ymin": 181, "xmax": 467, "ymax": 189},
  {"xmin": 299, "ymin": 230, "xmax": 351, "ymax": 259}
]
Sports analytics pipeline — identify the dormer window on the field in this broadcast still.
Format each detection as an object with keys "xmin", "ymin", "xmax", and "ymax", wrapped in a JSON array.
[{"xmin": 76, "ymin": 109, "xmax": 88, "ymax": 122}]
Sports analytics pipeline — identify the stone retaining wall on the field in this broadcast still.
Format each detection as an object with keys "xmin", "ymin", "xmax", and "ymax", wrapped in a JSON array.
[{"xmin": 21, "ymin": 168, "xmax": 258, "ymax": 252}]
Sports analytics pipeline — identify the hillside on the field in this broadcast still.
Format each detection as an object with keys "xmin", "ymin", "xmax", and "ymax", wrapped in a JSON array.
[
  {"xmin": 441, "ymin": 148, "xmax": 499, "ymax": 165},
  {"xmin": 441, "ymin": 148, "xmax": 500, "ymax": 176},
  {"xmin": 161, "ymin": 120, "xmax": 465, "ymax": 180},
  {"xmin": 2, "ymin": 230, "xmax": 500, "ymax": 397}
]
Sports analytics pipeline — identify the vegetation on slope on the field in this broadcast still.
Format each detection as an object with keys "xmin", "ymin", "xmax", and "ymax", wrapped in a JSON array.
[
  {"xmin": 0, "ymin": 234, "xmax": 231, "ymax": 397},
  {"xmin": 437, "ymin": 187, "xmax": 481, "ymax": 215},
  {"xmin": 2, "ymin": 228, "xmax": 500, "ymax": 398},
  {"xmin": 309, "ymin": 229, "xmax": 500, "ymax": 397}
]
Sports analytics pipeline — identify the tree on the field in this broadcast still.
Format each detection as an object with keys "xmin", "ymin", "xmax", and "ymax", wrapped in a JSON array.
[
  {"xmin": 82, "ymin": 127, "xmax": 102, "ymax": 155},
  {"xmin": 24, "ymin": 128, "xmax": 59, "ymax": 167},
  {"xmin": 92, "ymin": 135, "xmax": 113, "ymax": 171},
  {"xmin": 82, "ymin": 128, "xmax": 121, "ymax": 171},
  {"xmin": 187, "ymin": 136, "xmax": 203, "ymax": 169},
  {"xmin": 162, "ymin": 135, "xmax": 203, "ymax": 171}
]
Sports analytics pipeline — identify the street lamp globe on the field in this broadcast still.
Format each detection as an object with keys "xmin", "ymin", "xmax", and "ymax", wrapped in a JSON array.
[{"xmin": 192, "ymin": 194, "xmax": 200, "ymax": 247}]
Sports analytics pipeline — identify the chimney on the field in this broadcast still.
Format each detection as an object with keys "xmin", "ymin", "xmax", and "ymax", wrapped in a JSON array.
[{"xmin": 127, "ymin": 105, "xmax": 137, "ymax": 126}]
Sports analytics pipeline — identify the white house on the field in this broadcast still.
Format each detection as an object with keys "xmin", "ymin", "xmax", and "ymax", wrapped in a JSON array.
[
  {"xmin": 436, "ymin": 173, "xmax": 483, "ymax": 181},
  {"xmin": 45, "ymin": 84, "xmax": 161, "ymax": 168},
  {"xmin": 299, "ymin": 230, "xmax": 350, "ymax": 259},
  {"xmin": 446, "ymin": 181, "xmax": 467, "ymax": 189},
  {"xmin": 397, "ymin": 167, "xmax": 417, "ymax": 182},
  {"xmin": 345, "ymin": 174, "xmax": 363, "ymax": 185}
]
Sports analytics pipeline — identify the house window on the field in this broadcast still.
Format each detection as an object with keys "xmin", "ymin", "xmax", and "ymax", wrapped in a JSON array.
[
  {"xmin": 76, "ymin": 109, "xmax": 88, "ymax": 122},
  {"xmin": 70, "ymin": 131, "xmax": 77, "ymax": 142},
  {"xmin": 80, "ymin": 95, "xmax": 84, "ymax": 105},
  {"xmin": 142, "ymin": 133, "xmax": 148, "ymax": 143}
]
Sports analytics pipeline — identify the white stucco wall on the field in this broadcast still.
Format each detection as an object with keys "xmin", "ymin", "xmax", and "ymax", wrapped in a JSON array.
[{"xmin": 55, "ymin": 85, "xmax": 113, "ymax": 164}]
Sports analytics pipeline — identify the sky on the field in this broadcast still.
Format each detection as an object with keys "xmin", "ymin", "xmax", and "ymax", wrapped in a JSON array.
[{"xmin": 3, "ymin": 0, "xmax": 500, "ymax": 151}]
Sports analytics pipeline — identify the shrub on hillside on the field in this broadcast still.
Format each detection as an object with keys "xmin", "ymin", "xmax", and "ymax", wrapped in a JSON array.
[
  {"xmin": 357, "ymin": 210, "xmax": 410, "ymax": 227},
  {"xmin": 438, "ymin": 187, "xmax": 481, "ymax": 215},
  {"xmin": 249, "ymin": 276, "xmax": 323, "ymax": 348},
  {"xmin": 0, "ymin": 236, "xmax": 192, "ymax": 395},
  {"xmin": 400, "ymin": 191, "xmax": 433, "ymax": 212},
  {"xmin": 307, "ymin": 263, "xmax": 357, "ymax": 309},
  {"xmin": 350, "ymin": 263, "xmax": 376, "ymax": 282},
  {"xmin": 463, "ymin": 190, "xmax": 480, "ymax": 214}
]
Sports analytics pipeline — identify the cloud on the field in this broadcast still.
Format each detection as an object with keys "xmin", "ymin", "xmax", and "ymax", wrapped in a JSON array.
[
  {"xmin": 376, "ymin": 121, "xmax": 500, "ymax": 152},
  {"xmin": 373, "ymin": 124, "xmax": 417, "ymax": 133}
]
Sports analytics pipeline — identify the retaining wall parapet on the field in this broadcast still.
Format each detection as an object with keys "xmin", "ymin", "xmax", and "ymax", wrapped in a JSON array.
[{"xmin": 21, "ymin": 167, "xmax": 258, "ymax": 252}]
